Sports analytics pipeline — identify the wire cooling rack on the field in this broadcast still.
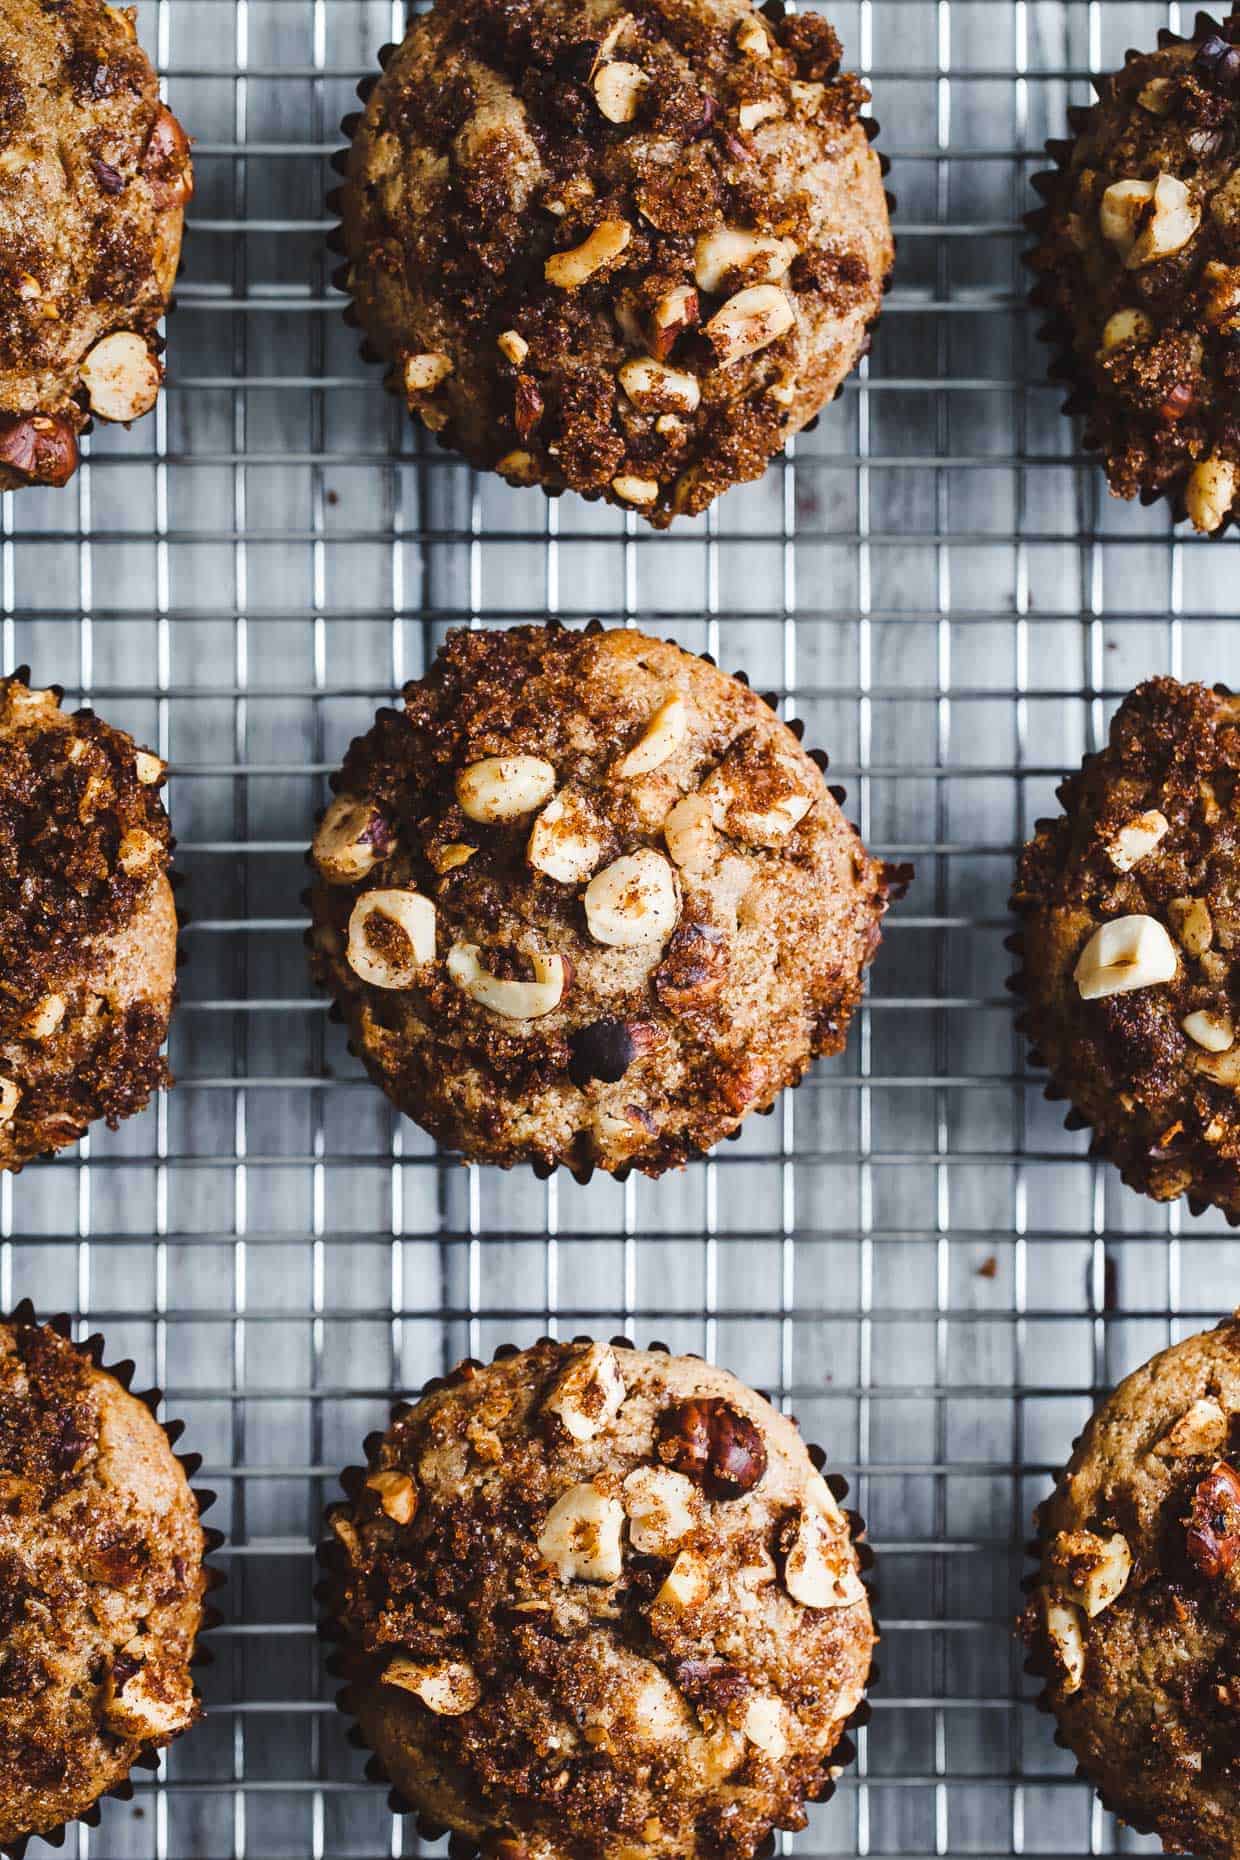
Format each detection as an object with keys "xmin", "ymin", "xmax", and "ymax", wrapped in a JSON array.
[{"xmin": 6, "ymin": 0, "xmax": 1240, "ymax": 1855}]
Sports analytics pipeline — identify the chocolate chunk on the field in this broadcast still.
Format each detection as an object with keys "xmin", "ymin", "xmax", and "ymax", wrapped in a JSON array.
[{"xmin": 568, "ymin": 1018, "xmax": 638, "ymax": 1086}]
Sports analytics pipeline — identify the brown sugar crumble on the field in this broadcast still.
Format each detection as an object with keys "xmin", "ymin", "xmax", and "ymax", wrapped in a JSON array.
[
  {"xmin": 1013, "ymin": 676, "xmax": 1240, "ymax": 1223},
  {"xmin": 1028, "ymin": 7, "xmax": 1240, "ymax": 533},
  {"xmin": 0, "ymin": 1314, "xmax": 206, "ymax": 1847},
  {"xmin": 334, "ymin": 0, "xmax": 891, "ymax": 525},
  {"xmin": 307, "ymin": 623, "xmax": 897, "ymax": 1177},
  {"xmin": 325, "ymin": 1341, "xmax": 874, "ymax": 1860},
  {"xmin": 0, "ymin": 672, "xmax": 176, "ymax": 1170}
]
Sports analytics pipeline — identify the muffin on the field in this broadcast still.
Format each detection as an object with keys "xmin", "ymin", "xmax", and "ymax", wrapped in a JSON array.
[
  {"xmin": 332, "ymin": 0, "xmax": 891, "ymax": 526},
  {"xmin": 1022, "ymin": 1313, "xmax": 1240, "ymax": 1859},
  {"xmin": 0, "ymin": 670, "xmax": 176, "ymax": 1169},
  {"xmin": 1027, "ymin": 7, "xmax": 1240, "ymax": 535},
  {"xmin": 1011, "ymin": 675, "xmax": 1240, "ymax": 1222},
  {"xmin": 307, "ymin": 622, "xmax": 895, "ymax": 1177},
  {"xmin": 0, "ymin": 1304, "xmax": 209, "ymax": 1848},
  {"xmin": 323, "ymin": 1339, "xmax": 873, "ymax": 1860},
  {"xmin": 0, "ymin": 0, "xmax": 193, "ymax": 491}
]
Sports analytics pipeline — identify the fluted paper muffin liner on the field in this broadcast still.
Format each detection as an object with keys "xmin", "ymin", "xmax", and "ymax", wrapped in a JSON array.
[
  {"xmin": 316, "ymin": 1335, "xmax": 877, "ymax": 1858},
  {"xmin": 1024, "ymin": 11, "xmax": 1240, "ymax": 538},
  {"xmin": 0, "ymin": 1299, "xmax": 223, "ymax": 1860}
]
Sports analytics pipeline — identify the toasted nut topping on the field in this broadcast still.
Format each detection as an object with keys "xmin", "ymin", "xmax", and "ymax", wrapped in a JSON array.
[
  {"xmin": 649, "ymin": 285, "xmax": 700, "ymax": 361},
  {"xmin": 1187, "ymin": 454, "xmax": 1240, "ymax": 533},
  {"xmin": 736, "ymin": 15, "xmax": 770, "ymax": 56},
  {"xmin": 584, "ymin": 848, "xmax": 679, "ymax": 947},
  {"xmin": 594, "ymin": 59, "xmax": 648, "ymax": 122},
  {"xmin": 142, "ymin": 105, "xmax": 194, "ymax": 212},
  {"xmin": 1100, "ymin": 177, "xmax": 1157, "ymax": 256},
  {"xmin": 1183, "ymin": 1008, "xmax": 1235, "ymax": 1053},
  {"xmin": 329, "ymin": 1509, "xmax": 361, "ymax": 1559},
  {"xmin": 118, "ymin": 828, "xmax": 160, "ymax": 874},
  {"xmin": 654, "ymin": 1547, "xmax": 711, "ymax": 1613},
  {"xmin": 617, "ymin": 694, "xmax": 688, "ymax": 777},
  {"xmin": 612, "ymin": 473, "xmax": 660, "ymax": 506},
  {"xmin": 457, "ymin": 755, "xmax": 556, "ymax": 823},
  {"xmin": 382, "ymin": 1655, "xmax": 480, "ymax": 1715},
  {"xmin": 1107, "ymin": 809, "xmax": 1169, "ymax": 871},
  {"xmin": 0, "ymin": 411, "xmax": 78, "ymax": 487},
  {"xmin": 663, "ymin": 791, "xmax": 718, "ymax": 871},
  {"xmin": 404, "ymin": 352, "xmax": 453, "ymax": 394},
  {"xmin": 545, "ymin": 219, "xmax": 632, "ymax": 289},
  {"xmin": 1155, "ymin": 1397, "xmax": 1229, "ymax": 1458},
  {"xmin": 738, "ymin": 97, "xmax": 781, "ymax": 131},
  {"xmin": 544, "ymin": 1343, "xmax": 626, "ymax": 1441},
  {"xmin": 1203, "ymin": 260, "xmax": 1240, "ymax": 328},
  {"xmin": 347, "ymin": 890, "xmax": 435, "ymax": 988},
  {"xmin": 446, "ymin": 942, "xmax": 566, "ymax": 1019},
  {"xmin": 1100, "ymin": 308, "xmax": 1156, "ymax": 353},
  {"xmin": 0, "ymin": 1079, "xmax": 19, "ymax": 1126},
  {"xmin": 105, "ymin": 6, "xmax": 139, "ymax": 39},
  {"xmin": 783, "ymin": 1504, "xmax": 866, "ymax": 1609},
  {"xmin": 1186, "ymin": 1460, "xmax": 1240, "ymax": 1577},
  {"xmin": 366, "ymin": 1468, "xmax": 417, "ymax": 1523},
  {"xmin": 24, "ymin": 995, "xmax": 65, "ymax": 1041},
  {"xmin": 497, "ymin": 329, "xmax": 529, "ymax": 365},
  {"xmin": 741, "ymin": 1695, "xmax": 787, "ymax": 1759},
  {"xmin": 693, "ymin": 226, "xmax": 795, "ymax": 294},
  {"xmin": 1192, "ymin": 1043, "xmax": 1240, "ymax": 1086},
  {"xmin": 1128, "ymin": 172, "xmax": 1201, "ymax": 267},
  {"xmin": 1074, "ymin": 914, "xmax": 1178, "ymax": 1000},
  {"xmin": 768, "ymin": 375, "xmax": 797, "ymax": 406},
  {"xmin": 104, "ymin": 1651, "xmax": 195, "ymax": 1740},
  {"xmin": 135, "ymin": 750, "xmax": 164, "ymax": 785},
  {"xmin": 622, "ymin": 1465, "xmax": 699, "ymax": 1553},
  {"xmin": 618, "ymin": 357, "xmax": 701, "ymax": 415},
  {"xmin": 312, "ymin": 794, "xmax": 394, "ymax": 884},
  {"xmin": 1047, "ymin": 1528, "xmax": 1131, "ymax": 1617},
  {"xmin": 654, "ymin": 1397, "xmax": 768, "ymax": 1497},
  {"xmin": 789, "ymin": 79, "xmax": 825, "ymax": 112},
  {"xmin": 497, "ymin": 448, "xmax": 539, "ymax": 484},
  {"xmin": 538, "ymin": 1481, "xmax": 625, "ymax": 1582},
  {"xmin": 1169, "ymin": 895, "xmax": 1214, "ymax": 956},
  {"xmin": 80, "ymin": 331, "xmax": 161, "ymax": 422},
  {"xmin": 705, "ymin": 284, "xmax": 795, "ymax": 367},
  {"xmin": 1041, "ymin": 1589, "xmax": 1086, "ymax": 1694},
  {"xmin": 527, "ymin": 788, "xmax": 606, "ymax": 884},
  {"xmin": 430, "ymin": 841, "xmax": 476, "ymax": 875},
  {"xmin": 1138, "ymin": 76, "xmax": 1176, "ymax": 114}
]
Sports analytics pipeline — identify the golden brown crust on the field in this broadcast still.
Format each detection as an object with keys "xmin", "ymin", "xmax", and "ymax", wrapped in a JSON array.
[
  {"xmin": 0, "ymin": 1317, "xmax": 206, "ymax": 1847},
  {"xmin": 1023, "ymin": 1317, "xmax": 1240, "ymax": 1860},
  {"xmin": 336, "ymin": 0, "xmax": 890, "ymax": 526},
  {"xmin": 0, "ymin": 0, "xmax": 192, "ymax": 490},
  {"xmin": 307, "ymin": 623, "xmax": 891, "ymax": 1176},
  {"xmin": 0, "ymin": 672, "xmax": 176, "ymax": 1170},
  {"xmin": 327, "ymin": 1342, "xmax": 873, "ymax": 1860},
  {"xmin": 1011, "ymin": 675, "xmax": 1240, "ymax": 1221},
  {"xmin": 1028, "ymin": 8, "xmax": 1240, "ymax": 531}
]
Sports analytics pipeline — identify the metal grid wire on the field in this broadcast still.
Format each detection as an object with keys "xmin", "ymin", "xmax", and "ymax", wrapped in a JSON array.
[{"xmin": 6, "ymin": 0, "xmax": 1240, "ymax": 1854}]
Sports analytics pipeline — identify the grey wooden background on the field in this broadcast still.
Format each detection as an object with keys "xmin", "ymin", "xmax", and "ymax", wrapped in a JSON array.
[{"xmin": 4, "ymin": 0, "xmax": 1240, "ymax": 1855}]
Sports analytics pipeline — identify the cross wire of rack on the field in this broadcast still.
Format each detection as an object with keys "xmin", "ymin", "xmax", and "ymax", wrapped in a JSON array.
[{"xmin": 3, "ymin": 2, "xmax": 1236, "ymax": 1857}]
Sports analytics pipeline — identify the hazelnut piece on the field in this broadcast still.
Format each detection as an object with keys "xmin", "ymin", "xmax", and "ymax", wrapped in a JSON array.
[
  {"xmin": 103, "ymin": 1647, "xmax": 196, "ymax": 1739},
  {"xmin": 1039, "ymin": 1589, "xmax": 1086, "ymax": 1694},
  {"xmin": 616, "ymin": 693, "xmax": 688, "ymax": 776},
  {"xmin": 312, "ymin": 794, "xmax": 394, "ymax": 885},
  {"xmin": 649, "ymin": 285, "xmax": 700, "ymax": 361},
  {"xmin": 382, "ymin": 1655, "xmax": 480, "ymax": 1715},
  {"xmin": 1186, "ymin": 1460, "xmax": 1240, "ymax": 1577},
  {"xmin": 663, "ymin": 791, "xmax": 718, "ymax": 871},
  {"xmin": 1183, "ymin": 1008, "xmax": 1235, "ymax": 1054},
  {"xmin": 23, "ymin": 995, "xmax": 65, "ymax": 1041},
  {"xmin": 736, "ymin": 15, "xmax": 769, "ymax": 56},
  {"xmin": 346, "ymin": 889, "xmax": 436, "ymax": 989},
  {"xmin": 1099, "ymin": 308, "xmax": 1155, "ymax": 353},
  {"xmin": 1169, "ymin": 895, "xmax": 1213, "ymax": 957},
  {"xmin": 446, "ymin": 942, "xmax": 566, "ymax": 1019},
  {"xmin": 135, "ymin": 750, "xmax": 164, "ymax": 785},
  {"xmin": 593, "ymin": 60, "xmax": 648, "ymax": 123},
  {"xmin": 497, "ymin": 329, "xmax": 529, "ymax": 365},
  {"xmin": 653, "ymin": 1547, "xmax": 712, "ymax": 1613},
  {"xmin": 1046, "ymin": 1528, "xmax": 1131, "ymax": 1617},
  {"xmin": 584, "ymin": 848, "xmax": 679, "ymax": 947},
  {"xmin": 622, "ymin": 1464, "xmax": 699, "ymax": 1553},
  {"xmin": 693, "ymin": 227, "xmax": 795, "ymax": 295},
  {"xmin": 618, "ymin": 358, "xmax": 701, "ymax": 416},
  {"xmin": 783, "ymin": 1503, "xmax": 866, "ymax": 1609},
  {"xmin": 1187, "ymin": 455, "xmax": 1239, "ymax": 534},
  {"xmin": 365, "ymin": 1468, "xmax": 417, "ymax": 1524},
  {"xmin": 612, "ymin": 474, "xmax": 660, "ymax": 507},
  {"xmin": 741, "ymin": 1695, "xmax": 787, "ymax": 1759},
  {"xmin": 1073, "ymin": 914, "xmax": 1178, "ymax": 1000},
  {"xmin": 527, "ymin": 787, "xmax": 606, "ymax": 883},
  {"xmin": 545, "ymin": 219, "xmax": 632, "ymax": 290},
  {"xmin": 457, "ymin": 755, "xmax": 556, "ymax": 823},
  {"xmin": 537, "ymin": 1481, "xmax": 625, "ymax": 1582},
  {"xmin": 1155, "ymin": 1397, "xmax": 1229, "ymax": 1458},
  {"xmin": 1106, "ymin": 809, "xmax": 1168, "ymax": 872},
  {"xmin": 654, "ymin": 1396, "xmax": 768, "ymax": 1497},
  {"xmin": 543, "ymin": 1343, "xmax": 626, "ymax": 1442},
  {"xmin": 738, "ymin": 98, "xmax": 781, "ymax": 131},
  {"xmin": 1099, "ymin": 177, "xmax": 1157, "ymax": 256},
  {"xmin": 0, "ymin": 1079, "xmax": 19, "ymax": 1126},
  {"xmin": 705, "ymin": 284, "xmax": 795, "ymax": 367},
  {"xmin": 403, "ymin": 352, "xmax": 453, "ymax": 394},
  {"xmin": 430, "ymin": 841, "xmax": 476, "ymax": 875},
  {"xmin": 80, "ymin": 331, "xmax": 161, "ymax": 423},
  {"xmin": 0, "ymin": 411, "xmax": 79, "ymax": 486},
  {"xmin": 142, "ymin": 106, "xmax": 194, "ymax": 211},
  {"xmin": 1127, "ymin": 172, "xmax": 1200, "ymax": 267}
]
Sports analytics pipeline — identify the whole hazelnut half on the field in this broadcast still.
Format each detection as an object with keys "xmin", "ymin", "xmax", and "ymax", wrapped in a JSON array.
[{"xmin": 655, "ymin": 1397, "xmax": 768, "ymax": 1498}]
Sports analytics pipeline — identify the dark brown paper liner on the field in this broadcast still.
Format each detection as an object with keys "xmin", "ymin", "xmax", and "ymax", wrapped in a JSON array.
[
  {"xmin": 303, "ymin": 626, "xmax": 913, "ymax": 1184},
  {"xmin": 316, "ymin": 1336, "xmax": 876, "ymax": 1858},
  {"xmin": 0, "ymin": 667, "xmax": 184, "ymax": 1173},
  {"xmin": 1024, "ymin": 10, "xmax": 1240, "ymax": 538},
  {"xmin": 1006, "ymin": 915, "xmax": 1240, "ymax": 1228},
  {"xmin": 324, "ymin": 35, "xmax": 895, "ymax": 499},
  {"xmin": 0, "ymin": 1298, "xmax": 223, "ymax": 1860}
]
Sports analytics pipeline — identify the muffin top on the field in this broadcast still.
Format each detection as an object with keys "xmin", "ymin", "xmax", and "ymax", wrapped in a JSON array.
[
  {"xmin": 308, "ymin": 623, "xmax": 891, "ymax": 1176},
  {"xmin": 0, "ymin": 672, "xmax": 176, "ymax": 1170},
  {"xmin": 1012, "ymin": 676, "xmax": 1240, "ymax": 1220},
  {"xmin": 1024, "ymin": 1315, "xmax": 1240, "ymax": 1860},
  {"xmin": 0, "ymin": 1314, "xmax": 206, "ymax": 1846},
  {"xmin": 1028, "ymin": 7, "xmax": 1240, "ymax": 533},
  {"xmin": 337, "ymin": 0, "xmax": 890, "ymax": 525},
  {"xmin": 327, "ymin": 1341, "xmax": 873, "ymax": 1860},
  {"xmin": 0, "ymin": 0, "xmax": 193, "ymax": 490}
]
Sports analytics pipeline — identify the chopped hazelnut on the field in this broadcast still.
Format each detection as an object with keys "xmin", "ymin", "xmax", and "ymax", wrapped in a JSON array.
[
  {"xmin": 593, "ymin": 59, "xmax": 648, "ymax": 123},
  {"xmin": 135, "ymin": 750, "xmax": 164, "ymax": 785},
  {"xmin": 80, "ymin": 331, "xmax": 161, "ymax": 423},
  {"xmin": 704, "ymin": 284, "xmax": 795, "ymax": 367},
  {"xmin": 1106, "ymin": 809, "xmax": 1168, "ymax": 871},
  {"xmin": 1099, "ymin": 308, "xmax": 1155, "ymax": 353},
  {"xmin": 1169, "ymin": 895, "xmax": 1213, "ymax": 958},
  {"xmin": 537, "ymin": 1481, "xmax": 625, "ymax": 1582},
  {"xmin": 365, "ymin": 1468, "xmax": 417, "ymax": 1524},
  {"xmin": 0, "ymin": 1079, "xmax": 19, "ymax": 1127},
  {"xmin": 403, "ymin": 352, "xmax": 453, "ymax": 394},
  {"xmin": 382, "ymin": 1655, "xmax": 480, "ymax": 1715},
  {"xmin": 545, "ymin": 219, "xmax": 632, "ymax": 289},
  {"xmin": 1154, "ymin": 1397, "xmax": 1229, "ymax": 1458},
  {"xmin": 1186, "ymin": 1460, "xmax": 1240, "ymax": 1577},
  {"xmin": 312, "ymin": 793, "xmax": 394, "ymax": 885},
  {"xmin": 1073, "ymin": 915, "xmax": 1178, "ymax": 1000},
  {"xmin": 1040, "ymin": 1589, "xmax": 1086, "ymax": 1694},
  {"xmin": 737, "ymin": 98, "xmax": 782, "ymax": 131},
  {"xmin": 653, "ymin": 1547, "xmax": 711, "ymax": 1613},
  {"xmin": 783, "ymin": 1503, "xmax": 866, "ymax": 1609},
  {"xmin": 446, "ymin": 942, "xmax": 566, "ymax": 1019},
  {"xmin": 23, "ymin": 994, "xmax": 65, "ymax": 1041},
  {"xmin": 430, "ymin": 841, "xmax": 476, "ymax": 875},
  {"xmin": 741, "ymin": 1694, "xmax": 787, "ymax": 1759},
  {"xmin": 622, "ymin": 1465, "xmax": 699, "ymax": 1553},
  {"xmin": 1183, "ymin": 1008, "xmax": 1234, "ymax": 1054},
  {"xmin": 612, "ymin": 474, "xmax": 660, "ymax": 506},
  {"xmin": 527, "ymin": 788, "xmax": 606, "ymax": 883},
  {"xmin": 616, "ymin": 693, "xmax": 688, "ymax": 777},
  {"xmin": 1187, "ymin": 455, "xmax": 1239, "ymax": 534},
  {"xmin": 618, "ymin": 357, "xmax": 701, "ymax": 415},
  {"xmin": 497, "ymin": 329, "xmax": 529, "ymax": 365},
  {"xmin": 693, "ymin": 226, "xmax": 795, "ymax": 295},
  {"xmin": 1046, "ymin": 1528, "xmax": 1132, "ymax": 1617},
  {"xmin": 346, "ymin": 889, "xmax": 436, "ymax": 988},
  {"xmin": 456, "ymin": 755, "xmax": 556, "ymax": 823},
  {"xmin": 648, "ymin": 285, "xmax": 699, "ymax": 361},
  {"xmin": 736, "ymin": 15, "xmax": 769, "ymax": 56},
  {"xmin": 543, "ymin": 1343, "xmax": 626, "ymax": 1441},
  {"xmin": 584, "ymin": 848, "xmax": 680, "ymax": 947}
]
